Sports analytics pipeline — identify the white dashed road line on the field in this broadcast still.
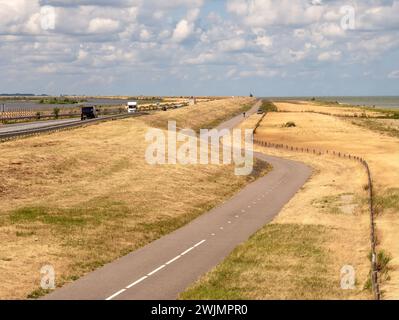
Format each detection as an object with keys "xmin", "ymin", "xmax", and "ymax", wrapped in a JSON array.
[
  {"xmin": 166, "ymin": 255, "xmax": 181, "ymax": 265},
  {"xmin": 181, "ymin": 247, "xmax": 195, "ymax": 256},
  {"xmin": 148, "ymin": 264, "xmax": 166, "ymax": 276},
  {"xmin": 105, "ymin": 239, "xmax": 207, "ymax": 300},
  {"xmin": 194, "ymin": 240, "xmax": 206, "ymax": 247},
  {"xmin": 106, "ymin": 189, "xmax": 272, "ymax": 300},
  {"xmin": 126, "ymin": 276, "xmax": 148, "ymax": 289},
  {"xmin": 106, "ymin": 289, "xmax": 126, "ymax": 301}
]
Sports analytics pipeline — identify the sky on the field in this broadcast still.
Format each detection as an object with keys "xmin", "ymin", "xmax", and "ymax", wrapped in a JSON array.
[{"xmin": 0, "ymin": 0, "xmax": 398, "ymax": 97}]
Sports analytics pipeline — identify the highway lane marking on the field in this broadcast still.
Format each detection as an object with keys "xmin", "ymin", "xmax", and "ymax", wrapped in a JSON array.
[
  {"xmin": 126, "ymin": 276, "xmax": 148, "ymax": 289},
  {"xmin": 228, "ymin": 221, "xmax": 232, "ymax": 224},
  {"xmin": 241, "ymin": 209, "xmax": 245, "ymax": 213},
  {"xmin": 106, "ymin": 239, "xmax": 207, "ymax": 300},
  {"xmin": 194, "ymin": 240, "xmax": 206, "ymax": 247},
  {"xmin": 148, "ymin": 264, "xmax": 166, "ymax": 276},
  {"xmin": 106, "ymin": 289, "xmax": 126, "ymax": 301},
  {"xmin": 166, "ymin": 256, "xmax": 181, "ymax": 265},
  {"xmin": 235, "ymin": 215, "xmax": 239, "ymax": 218},
  {"xmin": 181, "ymin": 247, "xmax": 195, "ymax": 256}
]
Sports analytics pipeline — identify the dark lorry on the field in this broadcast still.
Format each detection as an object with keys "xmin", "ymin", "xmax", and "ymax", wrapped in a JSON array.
[{"xmin": 81, "ymin": 106, "xmax": 98, "ymax": 120}]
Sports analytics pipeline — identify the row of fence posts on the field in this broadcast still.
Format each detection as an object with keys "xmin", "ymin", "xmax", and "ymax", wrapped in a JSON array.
[
  {"xmin": 253, "ymin": 139, "xmax": 381, "ymax": 300},
  {"xmin": 253, "ymin": 112, "xmax": 267, "ymax": 134}
]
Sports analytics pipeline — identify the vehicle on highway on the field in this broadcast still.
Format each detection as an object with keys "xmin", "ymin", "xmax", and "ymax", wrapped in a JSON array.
[
  {"xmin": 81, "ymin": 106, "xmax": 98, "ymax": 120},
  {"xmin": 127, "ymin": 101, "xmax": 138, "ymax": 113}
]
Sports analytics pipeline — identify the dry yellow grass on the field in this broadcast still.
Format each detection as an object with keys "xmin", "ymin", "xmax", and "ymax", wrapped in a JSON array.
[
  {"xmin": 276, "ymin": 101, "xmax": 385, "ymax": 118},
  {"xmin": 256, "ymin": 103, "xmax": 399, "ymax": 299},
  {"xmin": 182, "ymin": 101, "xmax": 398, "ymax": 300},
  {"xmin": 182, "ymin": 130, "xmax": 372, "ymax": 300},
  {"xmin": 0, "ymin": 97, "xmax": 266, "ymax": 299}
]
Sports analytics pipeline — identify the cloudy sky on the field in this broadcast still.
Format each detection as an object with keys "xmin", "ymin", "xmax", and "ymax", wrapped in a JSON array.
[{"xmin": 0, "ymin": 0, "xmax": 398, "ymax": 96}]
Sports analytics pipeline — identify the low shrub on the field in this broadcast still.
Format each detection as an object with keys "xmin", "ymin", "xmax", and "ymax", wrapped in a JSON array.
[
  {"xmin": 259, "ymin": 100, "xmax": 278, "ymax": 113},
  {"xmin": 284, "ymin": 121, "xmax": 296, "ymax": 128}
]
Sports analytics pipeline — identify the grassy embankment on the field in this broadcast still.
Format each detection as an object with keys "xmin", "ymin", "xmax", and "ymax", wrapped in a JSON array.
[
  {"xmin": 0, "ymin": 97, "xmax": 270, "ymax": 299},
  {"xmin": 143, "ymin": 97, "xmax": 253, "ymax": 132},
  {"xmin": 182, "ymin": 100, "xmax": 399, "ymax": 300}
]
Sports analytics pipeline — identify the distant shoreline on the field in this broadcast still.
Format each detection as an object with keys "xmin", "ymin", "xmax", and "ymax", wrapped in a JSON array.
[{"xmin": 262, "ymin": 96, "xmax": 399, "ymax": 109}]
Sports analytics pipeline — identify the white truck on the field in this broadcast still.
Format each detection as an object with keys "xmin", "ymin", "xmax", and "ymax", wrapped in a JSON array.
[{"xmin": 127, "ymin": 101, "xmax": 138, "ymax": 113}]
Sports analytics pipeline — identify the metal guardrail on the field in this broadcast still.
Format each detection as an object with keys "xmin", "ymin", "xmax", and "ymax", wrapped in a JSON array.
[
  {"xmin": 0, "ymin": 100, "xmax": 191, "ymax": 141},
  {"xmin": 0, "ymin": 112, "xmax": 148, "ymax": 142},
  {"xmin": 0, "ymin": 102, "xmax": 190, "ymax": 122},
  {"xmin": 253, "ymin": 139, "xmax": 381, "ymax": 300},
  {"xmin": 1, "ymin": 113, "xmax": 78, "ymax": 122}
]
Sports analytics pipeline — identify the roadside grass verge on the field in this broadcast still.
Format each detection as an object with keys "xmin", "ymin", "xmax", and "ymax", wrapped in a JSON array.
[{"xmin": 181, "ymin": 224, "xmax": 349, "ymax": 300}]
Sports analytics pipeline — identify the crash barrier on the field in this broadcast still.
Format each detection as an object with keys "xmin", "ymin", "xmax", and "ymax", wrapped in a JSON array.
[
  {"xmin": 0, "ymin": 102, "xmax": 189, "ymax": 123},
  {"xmin": 0, "ymin": 113, "xmax": 148, "ymax": 142}
]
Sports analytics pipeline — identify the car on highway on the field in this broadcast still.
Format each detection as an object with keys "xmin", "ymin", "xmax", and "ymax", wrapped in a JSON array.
[
  {"xmin": 81, "ymin": 106, "xmax": 98, "ymax": 120},
  {"xmin": 127, "ymin": 101, "xmax": 138, "ymax": 113}
]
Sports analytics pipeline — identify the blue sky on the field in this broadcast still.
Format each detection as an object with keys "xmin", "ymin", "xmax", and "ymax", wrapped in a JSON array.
[{"xmin": 0, "ymin": 0, "xmax": 398, "ymax": 96}]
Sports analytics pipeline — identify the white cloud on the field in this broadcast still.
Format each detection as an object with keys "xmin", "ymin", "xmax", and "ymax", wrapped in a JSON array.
[
  {"xmin": 0, "ymin": 0, "xmax": 398, "ymax": 95},
  {"xmin": 318, "ymin": 50, "xmax": 342, "ymax": 62},
  {"xmin": 218, "ymin": 38, "xmax": 246, "ymax": 52},
  {"xmin": 185, "ymin": 52, "xmax": 217, "ymax": 65},
  {"xmin": 88, "ymin": 18, "xmax": 120, "ymax": 34},
  {"xmin": 172, "ymin": 19, "xmax": 194, "ymax": 43},
  {"xmin": 227, "ymin": 0, "xmax": 325, "ymax": 27},
  {"xmin": 255, "ymin": 35, "xmax": 273, "ymax": 49},
  {"xmin": 388, "ymin": 70, "xmax": 399, "ymax": 79}
]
